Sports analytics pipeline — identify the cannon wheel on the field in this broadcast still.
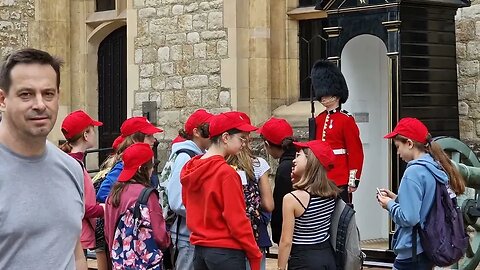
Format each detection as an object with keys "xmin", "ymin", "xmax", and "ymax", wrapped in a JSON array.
[{"xmin": 434, "ymin": 137, "xmax": 480, "ymax": 270}]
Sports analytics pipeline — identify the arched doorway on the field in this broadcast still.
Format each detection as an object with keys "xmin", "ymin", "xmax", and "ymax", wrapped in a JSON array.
[
  {"xmin": 97, "ymin": 26, "xmax": 127, "ymax": 162},
  {"xmin": 341, "ymin": 34, "xmax": 390, "ymax": 250}
]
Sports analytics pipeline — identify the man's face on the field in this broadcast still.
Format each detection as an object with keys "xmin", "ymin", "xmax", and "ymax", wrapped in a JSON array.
[{"xmin": 0, "ymin": 63, "xmax": 59, "ymax": 139}]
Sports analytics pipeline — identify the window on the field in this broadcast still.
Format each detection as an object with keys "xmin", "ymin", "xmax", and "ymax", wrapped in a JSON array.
[
  {"xmin": 96, "ymin": 0, "xmax": 115, "ymax": 12},
  {"xmin": 299, "ymin": 19, "xmax": 328, "ymax": 100}
]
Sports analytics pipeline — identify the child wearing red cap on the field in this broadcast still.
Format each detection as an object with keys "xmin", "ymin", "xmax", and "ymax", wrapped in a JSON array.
[
  {"xmin": 226, "ymin": 113, "xmax": 274, "ymax": 270},
  {"xmin": 278, "ymin": 140, "xmax": 341, "ymax": 270},
  {"xmin": 257, "ymin": 117, "xmax": 296, "ymax": 245},
  {"xmin": 96, "ymin": 116, "xmax": 162, "ymax": 203},
  {"xmin": 104, "ymin": 143, "xmax": 170, "ymax": 267},
  {"xmin": 162, "ymin": 108, "xmax": 213, "ymax": 270},
  {"xmin": 60, "ymin": 110, "xmax": 105, "ymax": 255},
  {"xmin": 95, "ymin": 117, "xmax": 163, "ymax": 268},
  {"xmin": 377, "ymin": 118, "xmax": 465, "ymax": 269},
  {"xmin": 180, "ymin": 111, "xmax": 262, "ymax": 270}
]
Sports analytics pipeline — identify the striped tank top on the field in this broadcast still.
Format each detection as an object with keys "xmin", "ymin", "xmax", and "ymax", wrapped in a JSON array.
[{"xmin": 291, "ymin": 192, "xmax": 336, "ymax": 245}]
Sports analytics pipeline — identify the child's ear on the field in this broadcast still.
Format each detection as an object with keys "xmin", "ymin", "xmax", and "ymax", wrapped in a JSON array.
[
  {"xmin": 221, "ymin": 132, "xmax": 229, "ymax": 144},
  {"xmin": 407, "ymin": 139, "xmax": 414, "ymax": 149}
]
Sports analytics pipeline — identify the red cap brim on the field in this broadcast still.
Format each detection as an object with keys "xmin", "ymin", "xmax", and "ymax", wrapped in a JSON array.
[
  {"xmin": 293, "ymin": 141, "xmax": 309, "ymax": 150},
  {"xmin": 383, "ymin": 131, "xmax": 398, "ymax": 139},
  {"xmin": 141, "ymin": 126, "xmax": 163, "ymax": 135},
  {"xmin": 118, "ymin": 168, "xmax": 137, "ymax": 182},
  {"xmin": 92, "ymin": 120, "xmax": 103, "ymax": 127},
  {"xmin": 237, "ymin": 123, "xmax": 257, "ymax": 132}
]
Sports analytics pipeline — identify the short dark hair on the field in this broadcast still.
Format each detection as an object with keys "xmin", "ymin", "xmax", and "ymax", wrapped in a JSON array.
[{"xmin": 0, "ymin": 48, "xmax": 64, "ymax": 93}]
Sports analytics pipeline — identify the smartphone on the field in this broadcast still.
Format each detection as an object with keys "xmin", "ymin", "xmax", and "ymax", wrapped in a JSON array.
[{"xmin": 376, "ymin": 187, "xmax": 383, "ymax": 196}]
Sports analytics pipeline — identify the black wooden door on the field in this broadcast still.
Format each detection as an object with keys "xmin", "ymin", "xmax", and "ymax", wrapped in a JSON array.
[{"xmin": 98, "ymin": 26, "xmax": 127, "ymax": 163}]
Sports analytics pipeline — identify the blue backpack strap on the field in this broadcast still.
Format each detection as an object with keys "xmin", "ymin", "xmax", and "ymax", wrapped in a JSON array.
[
  {"xmin": 175, "ymin": 148, "xmax": 197, "ymax": 158},
  {"xmin": 133, "ymin": 187, "xmax": 156, "ymax": 219}
]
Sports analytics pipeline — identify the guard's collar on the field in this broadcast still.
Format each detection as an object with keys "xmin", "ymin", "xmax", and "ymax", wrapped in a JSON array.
[{"xmin": 327, "ymin": 106, "xmax": 341, "ymax": 115}]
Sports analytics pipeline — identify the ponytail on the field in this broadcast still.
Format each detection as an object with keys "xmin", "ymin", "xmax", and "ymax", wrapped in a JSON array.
[
  {"xmin": 178, "ymin": 128, "xmax": 192, "ymax": 140},
  {"xmin": 426, "ymin": 136, "xmax": 465, "ymax": 195},
  {"xmin": 59, "ymin": 129, "xmax": 85, "ymax": 153},
  {"xmin": 59, "ymin": 141, "xmax": 73, "ymax": 153}
]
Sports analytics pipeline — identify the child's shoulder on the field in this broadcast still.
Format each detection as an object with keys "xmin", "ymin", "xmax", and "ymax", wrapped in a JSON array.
[{"xmin": 288, "ymin": 189, "xmax": 309, "ymax": 199}]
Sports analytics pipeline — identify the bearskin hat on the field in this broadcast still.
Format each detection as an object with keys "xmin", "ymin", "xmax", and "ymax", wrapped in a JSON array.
[{"xmin": 311, "ymin": 60, "xmax": 349, "ymax": 104}]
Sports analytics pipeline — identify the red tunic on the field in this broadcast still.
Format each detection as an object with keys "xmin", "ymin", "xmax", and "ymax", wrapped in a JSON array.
[{"xmin": 315, "ymin": 108, "xmax": 364, "ymax": 186}]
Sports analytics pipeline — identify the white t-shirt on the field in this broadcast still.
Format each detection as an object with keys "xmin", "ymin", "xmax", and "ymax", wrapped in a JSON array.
[{"xmin": 253, "ymin": 157, "xmax": 270, "ymax": 182}]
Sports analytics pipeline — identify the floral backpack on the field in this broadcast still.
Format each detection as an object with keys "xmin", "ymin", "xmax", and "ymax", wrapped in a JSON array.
[
  {"xmin": 111, "ymin": 187, "xmax": 163, "ymax": 270},
  {"xmin": 243, "ymin": 176, "xmax": 262, "ymax": 241}
]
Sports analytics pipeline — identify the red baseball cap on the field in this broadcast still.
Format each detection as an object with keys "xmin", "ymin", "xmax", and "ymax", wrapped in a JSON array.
[
  {"xmin": 233, "ymin": 111, "xmax": 252, "ymax": 125},
  {"xmin": 209, "ymin": 111, "xmax": 257, "ymax": 137},
  {"xmin": 120, "ymin": 117, "xmax": 163, "ymax": 137},
  {"xmin": 293, "ymin": 140, "xmax": 335, "ymax": 170},
  {"xmin": 384, "ymin": 117, "xmax": 429, "ymax": 144},
  {"xmin": 257, "ymin": 117, "xmax": 293, "ymax": 145},
  {"xmin": 118, "ymin": 143, "xmax": 154, "ymax": 182},
  {"xmin": 112, "ymin": 135, "xmax": 124, "ymax": 150},
  {"xmin": 184, "ymin": 109, "xmax": 214, "ymax": 135},
  {"xmin": 61, "ymin": 110, "xmax": 103, "ymax": 140}
]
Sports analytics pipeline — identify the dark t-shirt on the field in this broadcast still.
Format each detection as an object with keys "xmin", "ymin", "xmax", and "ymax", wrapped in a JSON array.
[{"xmin": 271, "ymin": 150, "xmax": 295, "ymax": 244}]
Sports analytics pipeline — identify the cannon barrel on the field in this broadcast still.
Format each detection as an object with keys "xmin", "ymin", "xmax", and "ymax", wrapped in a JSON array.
[{"xmin": 453, "ymin": 161, "xmax": 480, "ymax": 190}]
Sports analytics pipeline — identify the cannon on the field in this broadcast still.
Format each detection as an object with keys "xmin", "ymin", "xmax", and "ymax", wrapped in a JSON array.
[{"xmin": 434, "ymin": 137, "xmax": 480, "ymax": 270}]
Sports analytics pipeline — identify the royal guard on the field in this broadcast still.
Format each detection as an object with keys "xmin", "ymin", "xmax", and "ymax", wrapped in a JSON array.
[{"xmin": 311, "ymin": 60, "xmax": 364, "ymax": 203}]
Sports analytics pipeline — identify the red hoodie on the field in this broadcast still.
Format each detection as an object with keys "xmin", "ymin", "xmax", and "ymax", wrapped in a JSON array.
[{"xmin": 181, "ymin": 155, "xmax": 262, "ymax": 270}]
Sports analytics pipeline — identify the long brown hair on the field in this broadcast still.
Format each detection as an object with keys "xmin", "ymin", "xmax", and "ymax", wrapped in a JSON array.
[
  {"xmin": 395, "ymin": 135, "xmax": 465, "ymax": 195},
  {"xmin": 294, "ymin": 148, "xmax": 340, "ymax": 198},
  {"xmin": 109, "ymin": 159, "xmax": 154, "ymax": 208},
  {"xmin": 226, "ymin": 145, "xmax": 259, "ymax": 181}
]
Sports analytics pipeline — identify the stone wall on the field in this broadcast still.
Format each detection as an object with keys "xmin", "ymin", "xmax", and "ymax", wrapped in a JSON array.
[
  {"xmin": 133, "ymin": 0, "xmax": 230, "ymax": 144},
  {"xmin": 0, "ymin": 0, "xmax": 34, "ymax": 120},
  {"xmin": 456, "ymin": 1, "xmax": 480, "ymax": 153},
  {"xmin": 0, "ymin": 0, "xmax": 34, "ymax": 59}
]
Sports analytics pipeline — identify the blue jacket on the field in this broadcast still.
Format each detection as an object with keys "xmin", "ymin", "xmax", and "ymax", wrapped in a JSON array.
[
  {"xmin": 386, "ymin": 153, "xmax": 448, "ymax": 259},
  {"xmin": 96, "ymin": 161, "xmax": 123, "ymax": 203},
  {"xmin": 166, "ymin": 140, "xmax": 204, "ymax": 242}
]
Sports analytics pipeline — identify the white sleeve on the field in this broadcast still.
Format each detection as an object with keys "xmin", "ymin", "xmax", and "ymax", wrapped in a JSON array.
[{"xmin": 253, "ymin": 157, "xmax": 271, "ymax": 182}]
